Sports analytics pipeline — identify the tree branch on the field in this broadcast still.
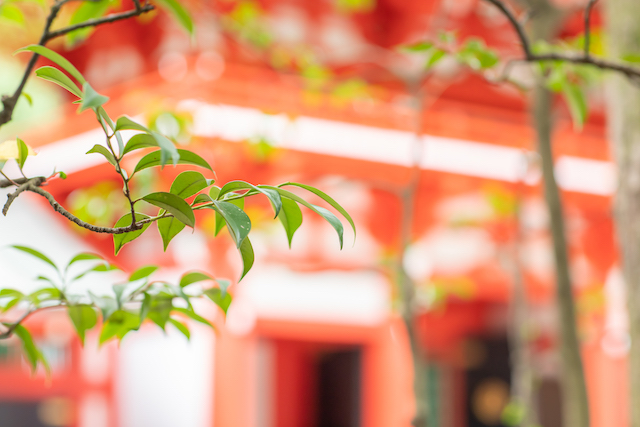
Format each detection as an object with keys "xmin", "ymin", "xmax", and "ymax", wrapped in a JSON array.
[
  {"xmin": 482, "ymin": 0, "xmax": 640, "ymax": 81},
  {"xmin": 0, "ymin": 1, "xmax": 155, "ymax": 129}
]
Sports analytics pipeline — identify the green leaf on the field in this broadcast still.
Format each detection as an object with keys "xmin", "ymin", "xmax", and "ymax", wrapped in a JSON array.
[
  {"xmin": 267, "ymin": 187, "xmax": 344, "ymax": 248},
  {"xmin": 89, "ymin": 292, "xmax": 118, "ymax": 320},
  {"xmin": 79, "ymin": 82, "xmax": 109, "ymax": 113},
  {"xmin": 277, "ymin": 184, "xmax": 353, "ymax": 244},
  {"xmin": 219, "ymin": 180, "xmax": 282, "ymax": 217},
  {"xmin": 67, "ymin": 305, "xmax": 97, "ymax": 346},
  {"xmin": 66, "ymin": 0, "xmax": 110, "ymax": 46},
  {"xmin": 563, "ymin": 83, "xmax": 588, "ymax": 130},
  {"xmin": 1, "ymin": 4, "xmax": 25, "ymax": 26},
  {"xmin": 116, "ymin": 115, "xmax": 149, "ymax": 132},
  {"xmin": 209, "ymin": 186, "xmax": 221, "ymax": 199},
  {"xmin": 238, "ymin": 236, "xmax": 254, "ymax": 280},
  {"xmin": 29, "ymin": 288, "xmax": 62, "ymax": 304},
  {"xmin": 11, "ymin": 245, "xmax": 57, "ymax": 270},
  {"xmin": 172, "ymin": 307, "xmax": 214, "ymax": 329},
  {"xmin": 140, "ymin": 293, "xmax": 152, "ymax": 323},
  {"xmin": 179, "ymin": 271, "xmax": 213, "ymax": 287},
  {"xmin": 132, "ymin": 149, "xmax": 213, "ymax": 175},
  {"xmin": 72, "ymin": 263, "xmax": 117, "ymax": 281},
  {"xmin": 403, "ymin": 41, "xmax": 434, "ymax": 52},
  {"xmin": 35, "ymin": 66, "xmax": 82, "ymax": 98},
  {"xmin": 13, "ymin": 325, "xmax": 48, "ymax": 374},
  {"xmin": 67, "ymin": 252, "xmax": 103, "ymax": 268},
  {"xmin": 155, "ymin": 0, "xmax": 194, "ymax": 34},
  {"xmin": 15, "ymin": 45, "xmax": 86, "ymax": 84},
  {"xmin": 86, "ymin": 144, "xmax": 116, "ymax": 166},
  {"xmin": 129, "ymin": 265, "xmax": 159, "ymax": 282},
  {"xmin": 157, "ymin": 216, "xmax": 186, "ymax": 251},
  {"xmin": 99, "ymin": 310, "xmax": 140, "ymax": 345},
  {"xmin": 426, "ymin": 49, "xmax": 447, "ymax": 69},
  {"xmin": 122, "ymin": 133, "xmax": 157, "ymax": 156},
  {"xmin": 277, "ymin": 196, "xmax": 303, "ymax": 248},
  {"xmin": 21, "ymin": 92, "xmax": 33, "ymax": 106},
  {"xmin": 193, "ymin": 194, "xmax": 212, "ymax": 205},
  {"xmin": 168, "ymin": 318, "xmax": 190, "ymax": 339},
  {"xmin": 146, "ymin": 297, "xmax": 173, "ymax": 330},
  {"xmin": 212, "ymin": 201, "xmax": 251, "ymax": 248},
  {"xmin": 170, "ymin": 171, "xmax": 210, "ymax": 199},
  {"xmin": 152, "ymin": 132, "xmax": 180, "ymax": 167},
  {"xmin": 204, "ymin": 288, "xmax": 233, "ymax": 315},
  {"xmin": 142, "ymin": 192, "xmax": 195, "ymax": 228},
  {"xmin": 113, "ymin": 213, "xmax": 151, "ymax": 255},
  {"xmin": 16, "ymin": 137, "xmax": 28, "ymax": 169}
]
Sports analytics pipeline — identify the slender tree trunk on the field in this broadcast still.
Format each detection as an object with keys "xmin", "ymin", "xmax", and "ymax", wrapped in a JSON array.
[
  {"xmin": 604, "ymin": 3, "xmax": 640, "ymax": 426},
  {"xmin": 527, "ymin": 2, "xmax": 591, "ymax": 426},
  {"xmin": 504, "ymin": 189, "xmax": 539, "ymax": 427}
]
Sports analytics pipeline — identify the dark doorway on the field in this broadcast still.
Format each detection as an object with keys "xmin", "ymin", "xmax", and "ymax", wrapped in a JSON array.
[
  {"xmin": 464, "ymin": 336, "xmax": 511, "ymax": 427},
  {"xmin": 317, "ymin": 349, "xmax": 362, "ymax": 427},
  {"xmin": 0, "ymin": 401, "xmax": 48, "ymax": 427}
]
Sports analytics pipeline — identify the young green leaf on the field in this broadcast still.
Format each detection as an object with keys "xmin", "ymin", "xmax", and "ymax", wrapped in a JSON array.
[
  {"xmin": 193, "ymin": 194, "xmax": 213, "ymax": 205},
  {"xmin": 154, "ymin": 0, "xmax": 194, "ymax": 35},
  {"xmin": 67, "ymin": 304, "xmax": 98, "ymax": 346},
  {"xmin": 86, "ymin": 144, "xmax": 116, "ymax": 166},
  {"xmin": 13, "ymin": 325, "xmax": 48, "ymax": 374},
  {"xmin": 1, "ymin": 4, "xmax": 25, "ymax": 26},
  {"xmin": 129, "ymin": 265, "xmax": 159, "ymax": 282},
  {"xmin": 168, "ymin": 318, "xmax": 190, "ymax": 339},
  {"xmin": 170, "ymin": 171, "xmax": 210, "ymax": 199},
  {"xmin": 116, "ymin": 115, "xmax": 149, "ymax": 132},
  {"xmin": 267, "ymin": 187, "xmax": 345, "ymax": 248},
  {"xmin": 89, "ymin": 291, "xmax": 118, "ymax": 321},
  {"xmin": 15, "ymin": 45, "xmax": 86, "ymax": 84},
  {"xmin": 278, "ymin": 182, "xmax": 355, "ymax": 240},
  {"xmin": 11, "ymin": 245, "xmax": 58, "ymax": 270},
  {"xmin": 204, "ymin": 288, "xmax": 233, "ymax": 315},
  {"xmin": 21, "ymin": 92, "xmax": 33, "ymax": 106},
  {"xmin": 219, "ymin": 180, "xmax": 282, "ymax": 217},
  {"xmin": 35, "ymin": 66, "xmax": 82, "ymax": 98},
  {"xmin": 132, "ymin": 149, "xmax": 213, "ymax": 175},
  {"xmin": 238, "ymin": 236, "xmax": 254, "ymax": 280},
  {"xmin": 122, "ymin": 133, "xmax": 157, "ymax": 156},
  {"xmin": 277, "ymin": 196, "xmax": 303, "ymax": 248},
  {"xmin": 179, "ymin": 271, "xmax": 214, "ymax": 287},
  {"xmin": 142, "ymin": 192, "xmax": 195, "ymax": 228},
  {"xmin": 79, "ymin": 82, "xmax": 109, "ymax": 113},
  {"xmin": 212, "ymin": 201, "xmax": 251, "ymax": 248},
  {"xmin": 172, "ymin": 307, "xmax": 215, "ymax": 329},
  {"xmin": 16, "ymin": 138, "xmax": 28, "ymax": 169},
  {"xmin": 152, "ymin": 132, "xmax": 180, "ymax": 167},
  {"xmin": 113, "ymin": 213, "xmax": 151, "ymax": 255},
  {"xmin": 66, "ymin": 0, "xmax": 110, "ymax": 46},
  {"xmin": 99, "ymin": 310, "xmax": 140, "ymax": 345},
  {"xmin": 562, "ymin": 83, "xmax": 588, "ymax": 130},
  {"xmin": 157, "ymin": 216, "xmax": 186, "ymax": 251}
]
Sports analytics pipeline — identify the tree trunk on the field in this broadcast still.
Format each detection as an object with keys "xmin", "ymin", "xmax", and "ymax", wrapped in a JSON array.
[
  {"xmin": 604, "ymin": 2, "xmax": 640, "ymax": 426},
  {"xmin": 528, "ymin": 2, "xmax": 591, "ymax": 426}
]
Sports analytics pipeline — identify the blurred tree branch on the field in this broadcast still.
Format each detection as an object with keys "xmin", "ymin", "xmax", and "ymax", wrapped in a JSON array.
[{"xmin": 0, "ymin": 0, "xmax": 155, "ymax": 129}]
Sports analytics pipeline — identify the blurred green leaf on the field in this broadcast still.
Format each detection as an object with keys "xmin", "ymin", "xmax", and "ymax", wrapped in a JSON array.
[
  {"xmin": 99, "ymin": 310, "xmax": 140, "ymax": 344},
  {"xmin": 89, "ymin": 292, "xmax": 118, "ymax": 320},
  {"xmin": 155, "ymin": 0, "xmax": 194, "ymax": 35},
  {"xmin": 168, "ymin": 318, "xmax": 190, "ymax": 339},
  {"xmin": 129, "ymin": 265, "xmax": 159, "ymax": 282},
  {"xmin": 563, "ymin": 83, "xmax": 588, "ymax": 130},
  {"xmin": 13, "ymin": 324, "xmax": 48, "ymax": 374},
  {"xmin": 204, "ymin": 288, "xmax": 232, "ymax": 315},
  {"xmin": 11, "ymin": 245, "xmax": 57, "ymax": 270},
  {"xmin": 0, "ymin": 4, "xmax": 25, "ymax": 26},
  {"xmin": 151, "ymin": 132, "xmax": 179, "ymax": 167},
  {"xmin": 179, "ymin": 271, "xmax": 213, "ymax": 288},
  {"xmin": 66, "ymin": 0, "xmax": 110, "ymax": 47},
  {"xmin": 67, "ymin": 304, "xmax": 97, "ymax": 345},
  {"xmin": 172, "ymin": 307, "xmax": 214, "ymax": 329}
]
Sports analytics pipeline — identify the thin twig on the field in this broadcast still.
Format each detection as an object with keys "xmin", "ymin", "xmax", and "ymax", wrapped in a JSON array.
[
  {"xmin": 482, "ymin": 0, "xmax": 640, "ymax": 81},
  {"xmin": 0, "ymin": 1, "xmax": 154, "ymax": 128}
]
